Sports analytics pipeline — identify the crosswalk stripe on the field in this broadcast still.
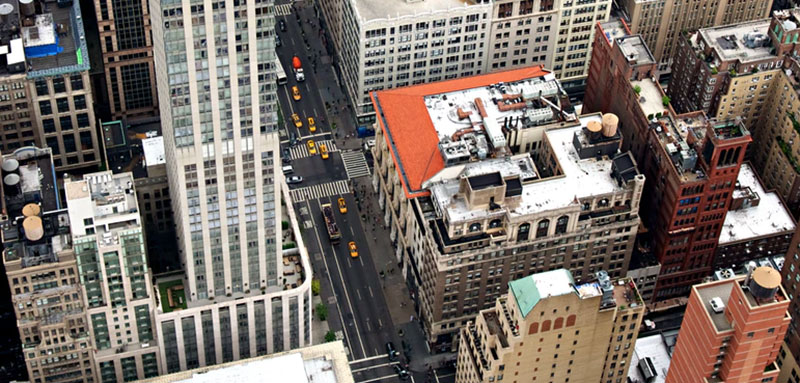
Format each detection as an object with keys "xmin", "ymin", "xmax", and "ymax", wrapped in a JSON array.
[
  {"xmin": 289, "ymin": 140, "xmax": 337, "ymax": 160},
  {"xmin": 275, "ymin": 3, "xmax": 292, "ymax": 17},
  {"xmin": 289, "ymin": 180, "xmax": 351, "ymax": 202},
  {"xmin": 340, "ymin": 150, "xmax": 370, "ymax": 179}
]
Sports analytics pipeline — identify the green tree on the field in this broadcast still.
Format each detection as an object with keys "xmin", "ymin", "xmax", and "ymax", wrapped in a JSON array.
[
  {"xmin": 661, "ymin": 95, "xmax": 671, "ymax": 107},
  {"xmin": 633, "ymin": 85, "xmax": 641, "ymax": 94},
  {"xmin": 316, "ymin": 303, "xmax": 328, "ymax": 321},
  {"xmin": 325, "ymin": 330, "xmax": 336, "ymax": 342},
  {"xmin": 312, "ymin": 279, "xmax": 321, "ymax": 296}
]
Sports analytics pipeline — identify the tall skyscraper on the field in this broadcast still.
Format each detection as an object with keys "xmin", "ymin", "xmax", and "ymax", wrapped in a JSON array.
[
  {"xmin": 666, "ymin": 267, "xmax": 789, "ymax": 383},
  {"xmin": 456, "ymin": 269, "xmax": 644, "ymax": 383},
  {"xmin": 93, "ymin": 0, "xmax": 159, "ymax": 120},
  {"xmin": 1, "ymin": 147, "xmax": 97, "ymax": 383},
  {"xmin": 64, "ymin": 171, "xmax": 161, "ymax": 382},
  {"xmin": 149, "ymin": 0, "xmax": 312, "ymax": 371}
]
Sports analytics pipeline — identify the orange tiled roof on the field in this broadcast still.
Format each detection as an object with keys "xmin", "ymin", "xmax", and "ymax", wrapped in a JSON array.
[{"xmin": 372, "ymin": 65, "xmax": 549, "ymax": 199}]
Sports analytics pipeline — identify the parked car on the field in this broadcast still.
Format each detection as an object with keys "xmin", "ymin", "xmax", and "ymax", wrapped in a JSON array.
[
  {"xmin": 286, "ymin": 175, "xmax": 303, "ymax": 184},
  {"xmin": 279, "ymin": 20, "xmax": 286, "ymax": 31},
  {"xmin": 392, "ymin": 364, "xmax": 409, "ymax": 381},
  {"xmin": 275, "ymin": 35, "xmax": 282, "ymax": 47}
]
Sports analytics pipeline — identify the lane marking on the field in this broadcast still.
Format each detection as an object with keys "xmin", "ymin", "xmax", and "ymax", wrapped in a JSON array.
[
  {"xmin": 349, "ymin": 354, "xmax": 388, "ymax": 364},
  {"xmin": 350, "ymin": 362, "xmax": 397, "ymax": 374}
]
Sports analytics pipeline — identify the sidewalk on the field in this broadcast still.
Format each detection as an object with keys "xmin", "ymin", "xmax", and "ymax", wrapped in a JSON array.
[{"xmin": 311, "ymin": 294, "xmax": 332, "ymax": 344}]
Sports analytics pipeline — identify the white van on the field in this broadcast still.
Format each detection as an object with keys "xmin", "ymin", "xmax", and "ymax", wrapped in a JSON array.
[{"xmin": 282, "ymin": 165, "xmax": 294, "ymax": 174}]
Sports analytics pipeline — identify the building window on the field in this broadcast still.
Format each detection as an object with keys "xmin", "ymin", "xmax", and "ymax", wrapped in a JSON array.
[
  {"xmin": 469, "ymin": 222, "xmax": 482, "ymax": 232},
  {"xmin": 555, "ymin": 216, "xmax": 569, "ymax": 234},
  {"xmin": 71, "ymin": 75, "xmax": 84, "ymax": 91},
  {"xmin": 39, "ymin": 100, "xmax": 52, "ymax": 115},
  {"xmin": 489, "ymin": 219, "xmax": 502, "ymax": 229},
  {"xmin": 536, "ymin": 219, "xmax": 550, "ymax": 238},
  {"xmin": 517, "ymin": 223, "xmax": 530, "ymax": 242}
]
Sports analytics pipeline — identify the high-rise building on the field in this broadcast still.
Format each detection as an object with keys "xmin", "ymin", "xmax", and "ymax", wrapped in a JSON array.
[
  {"xmin": 318, "ymin": 0, "xmax": 611, "ymax": 124},
  {"xmin": 149, "ymin": 0, "xmax": 312, "ymax": 371},
  {"xmin": 665, "ymin": 267, "xmax": 789, "ymax": 383},
  {"xmin": 661, "ymin": 10, "xmax": 800, "ymax": 216},
  {"xmin": 64, "ymin": 171, "xmax": 161, "ymax": 382},
  {"xmin": 0, "ymin": 147, "xmax": 97, "ymax": 383},
  {"xmin": 487, "ymin": 0, "xmax": 612, "ymax": 92},
  {"xmin": 318, "ymin": 0, "xmax": 493, "ymax": 125},
  {"xmin": 616, "ymin": 0, "xmax": 772, "ymax": 77},
  {"xmin": 455, "ymin": 269, "xmax": 644, "ymax": 383},
  {"xmin": 93, "ymin": 0, "xmax": 158, "ymax": 120},
  {"xmin": 713, "ymin": 163, "xmax": 795, "ymax": 270},
  {"xmin": 0, "ymin": 0, "xmax": 102, "ymax": 171},
  {"xmin": 371, "ymin": 66, "xmax": 645, "ymax": 350},
  {"xmin": 584, "ymin": 21, "xmax": 753, "ymax": 302},
  {"xmin": 779, "ymin": 225, "xmax": 800, "ymax": 380}
]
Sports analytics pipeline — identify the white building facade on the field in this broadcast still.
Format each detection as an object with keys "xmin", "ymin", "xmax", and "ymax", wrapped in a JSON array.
[
  {"xmin": 65, "ymin": 172, "xmax": 161, "ymax": 383},
  {"xmin": 149, "ymin": 0, "xmax": 312, "ymax": 373}
]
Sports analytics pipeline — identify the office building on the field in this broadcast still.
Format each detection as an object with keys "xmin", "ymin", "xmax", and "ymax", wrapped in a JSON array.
[
  {"xmin": 101, "ymin": 119, "xmax": 177, "ymax": 273},
  {"xmin": 488, "ymin": 0, "xmax": 612, "ymax": 91},
  {"xmin": 713, "ymin": 163, "xmax": 795, "ymax": 270},
  {"xmin": 318, "ymin": 0, "xmax": 611, "ymax": 124},
  {"xmin": 318, "ymin": 0, "xmax": 492, "ymax": 124},
  {"xmin": 150, "ymin": 0, "xmax": 312, "ymax": 370},
  {"xmin": 777, "ymin": 342, "xmax": 800, "ymax": 383},
  {"xmin": 371, "ymin": 66, "xmax": 645, "ymax": 350},
  {"xmin": 93, "ymin": 0, "xmax": 158, "ymax": 120},
  {"xmin": 455, "ymin": 269, "xmax": 645, "ymax": 383},
  {"xmin": 665, "ymin": 267, "xmax": 789, "ymax": 383},
  {"xmin": 584, "ymin": 21, "xmax": 753, "ymax": 302},
  {"xmin": 0, "ymin": 0, "xmax": 101, "ymax": 171},
  {"xmin": 780, "ymin": 225, "xmax": 800, "ymax": 380},
  {"xmin": 139, "ymin": 341, "xmax": 354, "ymax": 383},
  {"xmin": 0, "ymin": 147, "xmax": 97, "ymax": 383},
  {"xmin": 64, "ymin": 171, "xmax": 161, "ymax": 382},
  {"xmin": 616, "ymin": 0, "xmax": 772, "ymax": 76}
]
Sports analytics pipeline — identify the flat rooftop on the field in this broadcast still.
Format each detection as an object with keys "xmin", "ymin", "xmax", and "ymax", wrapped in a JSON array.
[
  {"xmin": 1, "ymin": 147, "xmax": 59, "ymax": 218},
  {"xmin": 510, "ymin": 269, "xmax": 576, "ymax": 318},
  {"xmin": 105, "ymin": 118, "xmax": 164, "ymax": 180},
  {"xmin": 374, "ymin": 65, "xmax": 560, "ymax": 198},
  {"xmin": 139, "ymin": 341, "xmax": 354, "ymax": 383},
  {"xmin": 631, "ymin": 79, "xmax": 666, "ymax": 119},
  {"xmin": 628, "ymin": 334, "xmax": 672, "ymax": 383},
  {"xmin": 616, "ymin": 35, "xmax": 655, "ymax": 66},
  {"xmin": 600, "ymin": 20, "xmax": 628, "ymax": 43},
  {"xmin": 696, "ymin": 19, "xmax": 775, "ymax": 64},
  {"xmin": 66, "ymin": 172, "xmax": 139, "ymax": 220},
  {"xmin": 695, "ymin": 281, "xmax": 735, "ymax": 332},
  {"xmin": 354, "ymin": 0, "xmax": 487, "ymax": 23},
  {"xmin": 719, "ymin": 163, "xmax": 795, "ymax": 244}
]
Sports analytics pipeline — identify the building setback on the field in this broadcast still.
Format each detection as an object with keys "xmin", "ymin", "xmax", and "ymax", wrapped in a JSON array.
[
  {"xmin": 584, "ymin": 21, "xmax": 753, "ymax": 302},
  {"xmin": 92, "ymin": 0, "xmax": 158, "ymax": 120},
  {"xmin": 64, "ymin": 171, "xmax": 161, "ymax": 382},
  {"xmin": 665, "ymin": 267, "xmax": 789, "ymax": 383},
  {"xmin": 455, "ymin": 269, "xmax": 644, "ymax": 383},
  {"xmin": 616, "ymin": 0, "xmax": 772, "ymax": 77},
  {"xmin": 0, "ymin": 0, "xmax": 102, "ymax": 172},
  {"xmin": 0, "ymin": 147, "xmax": 97, "ymax": 383},
  {"xmin": 371, "ymin": 66, "xmax": 644, "ymax": 350}
]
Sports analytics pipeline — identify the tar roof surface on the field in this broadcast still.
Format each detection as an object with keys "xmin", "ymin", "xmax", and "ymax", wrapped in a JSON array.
[{"xmin": 372, "ymin": 65, "xmax": 549, "ymax": 198}]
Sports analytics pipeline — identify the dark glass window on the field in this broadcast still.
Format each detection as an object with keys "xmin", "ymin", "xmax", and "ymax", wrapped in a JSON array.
[
  {"xmin": 56, "ymin": 97, "xmax": 70, "ymax": 113},
  {"xmin": 76, "ymin": 113, "xmax": 91, "ymax": 128},
  {"xmin": 63, "ymin": 134, "xmax": 76, "ymax": 153},
  {"xmin": 35, "ymin": 79, "xmax": 48, "ymax": 96},
  {"xmin": 42, "ymin": 119, "xmax": 56, "ymax": 133},
  {"xmin": 60, "ymin": 116, "xmax": 73, "ymax": 131},
  {"xmin": 52, "ymin": 77, "xmax": 66, "ymax": 93},
  {"xmin": 71, "ymin": 75, "xmax": 84, "ymax": 90},
  {"xmin": 80, "ymin": 131, "xmax": 93, "ymax": 151},
  {"xmin": 46, "ymin": 137, "xmax": 60, "ymax": 154},
  {"xmin": 39, "ymin": 100, "xmax": 52, "ymax": 115},
  {"xmin": 73, "ymin": 95, "xmax": 86, "ymax": 110}
]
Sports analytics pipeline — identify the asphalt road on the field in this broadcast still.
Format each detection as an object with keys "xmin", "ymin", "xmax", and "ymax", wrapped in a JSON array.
[{"xmin": 274, "ymin": 2, "xmax": 418, "ymax": 382}]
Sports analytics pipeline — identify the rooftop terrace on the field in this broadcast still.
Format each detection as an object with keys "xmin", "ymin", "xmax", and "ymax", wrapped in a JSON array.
[
  {"xmin": 0, "ymin": 0, "xmax": 90, "ymax": 79},
  {"xmin": 719, "ymin": 164, "xmax": 795, "ymax": 244},
  {"xmin": 695, "ymin": 272, "xmax": 787, "ymax": 333},
  {"xmin": 696, "ymin": 20, "xmax": 774, "ymax": 64}
]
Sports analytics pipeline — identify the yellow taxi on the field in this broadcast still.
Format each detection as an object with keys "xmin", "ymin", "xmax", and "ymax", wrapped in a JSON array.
[
  {"xmin": 307, "ymin": 140, "xmax": 316, "ymax": 154},
  {"xmin": 338, "ymin": 197, "xmax": 347, "ymax": 214},
  {"xmin": 291, "ymin": 113, "xmax": 302, "ymax": 128},
  {"xmin": 292, "ymin": 86, "xmax": 301, "ymax": 101},
  {"xmin": 308, "ymin": 117, "xmax": 316, "ymax": 132},
  {"xmin": 348, "ymin": 241, "xmax": 358, "ymax": 258},
  {"xmin": 319, "ymin": 143, "xmax": 329, "ymax": 159}
]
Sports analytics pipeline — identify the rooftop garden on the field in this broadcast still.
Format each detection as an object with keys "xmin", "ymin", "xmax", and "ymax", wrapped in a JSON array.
[
  {"xmin": 158, "ymin": 279, "xmax": 187, "ymax": 313},
  {"xmin": 777, "ymin": 136, "xmax": 800, "ymax": 174}
]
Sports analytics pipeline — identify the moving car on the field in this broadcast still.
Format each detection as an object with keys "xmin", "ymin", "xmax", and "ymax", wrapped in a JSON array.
[
  {"xmin": 338, "ymin": 197, "xmax": 347, "ymax": 214},
  {"xmin": 279, "ymin": 20, "xmax": 286, "ymax": 31},
  {"xmin": 308, "ymin": 117, "xmax": 316, "ymax": 132},
  {"xmin": 282, "ymin": 148, "xmax": 291, "ymax": 164},
  {"xmin": 386, "ymin": 342, "xmax": 398, "ymax": 361},
  {"xmin": 319, "ymin": 143, "xmax": 329, "ymax": 159},
  {"xmin": 292, "ymin": 86, "xmax": 301, "ymax": 101},
  {"xmin": 286, "ymin": 175, "xmax": 303, "ymax": 184},
  {"xmin": 348, "ymin": 241, "xmax": 358, "ymax": 258},
  {"xmin": 392, "ymin": 364, "xmax": 409, "ymax": 381},
  {"xmin": 307, "ymin": 140, "xmax": 316, "ymax": 155},
  {"xmin": 291, "ymin": 113, "xmax": 302, "ymax": 128}
]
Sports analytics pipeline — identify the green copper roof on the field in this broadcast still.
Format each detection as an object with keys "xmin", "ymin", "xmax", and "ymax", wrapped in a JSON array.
[{"xmin": 509, "ymin": 269, "xmax": 575, "ymax": 318}]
